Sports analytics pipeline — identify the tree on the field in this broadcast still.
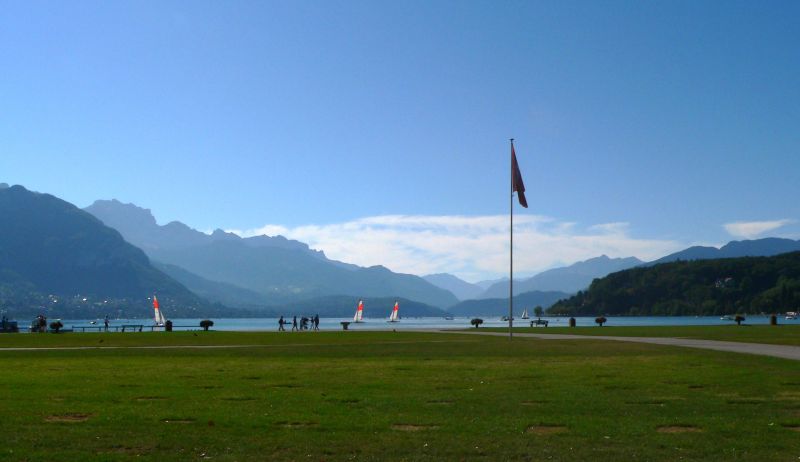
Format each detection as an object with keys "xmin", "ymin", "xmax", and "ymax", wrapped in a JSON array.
[
  {"xmin": 49, "ymin": 320, "xmax": 63, "ymax": 333},
  {"xmin": 470, "ymin": 318, "xmax": 483, "ymax": 329},
  {"xmin": 200, "ymin": 319, "xmax": 214, "ymax": 331},
  {"xmin": 534, "ymin": 306, "xmax": 544, "ymax": 318},
  {"xmin": 734, "ymin": 315, "xmax": 745, "ymax": 326},
  {"xmin": 595, "ymin": 316, "xmax": 607, "ymax": 327}
]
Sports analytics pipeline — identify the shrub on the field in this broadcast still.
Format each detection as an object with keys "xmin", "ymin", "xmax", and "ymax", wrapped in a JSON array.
[
  {"xmin": 49, "ymin": 320, "xmax": 63, "ymax": 333},
  {"xmin": 595, "ymin": 316, "xmax": 607, "ymax": 327},
  {"xmin": 200, "ymin": 319, "xmax": 214, "ymax": 331},
  {"xmin": 534, "ymin": 306, "xmax": 544, "ymax": 318},
  {"xmin": 470, "ymin": 318, "xmax": 484, "ymax": 328}
]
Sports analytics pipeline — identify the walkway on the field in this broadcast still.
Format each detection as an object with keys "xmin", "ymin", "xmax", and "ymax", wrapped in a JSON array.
[{"xmin": 453, "ymin": 330, "xmax": 800, "ymax": 361}]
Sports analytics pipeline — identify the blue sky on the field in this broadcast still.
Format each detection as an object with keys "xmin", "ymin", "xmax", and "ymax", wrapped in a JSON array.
[{"xmin": 2, "ymin": 1, "xmax": 799, "ymax": 281}]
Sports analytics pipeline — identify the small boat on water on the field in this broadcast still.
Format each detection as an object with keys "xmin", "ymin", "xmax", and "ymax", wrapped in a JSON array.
[
  {"xmin": 520, "ymin": 308, "xmax": 529, "ymax": 320},
  {"xmin": 720, "ymin": 315, "xmax": 734, "ymax": 321},
  {"xmin": 388, "ymin": 301, "xmax": 399, "ymax": 323},
  {"xmin": 153, "ymin": 295, "xmax": 166, "ymax": 327},
  {"xmin": 786, "ymin": 311, "xmax": 798, "ymax": 320},
  {"xmin": 444, "ymin": 316, "xmax": 454, "ymax": 320},
  {"xmin": 501, "ymin": 316, "xmax": 514, "ymax": 322},
  {"xmin": 353, "ymin": 299, "xmax": 365, "ymax": 323}
]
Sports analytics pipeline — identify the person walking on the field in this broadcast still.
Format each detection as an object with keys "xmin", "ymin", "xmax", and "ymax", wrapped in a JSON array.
[
  {"xmin": 292, "ymin": 316, "xmax": 298, "ymax": 332},
  {"xmin": 314, "ymin": 314, "xmax": 320, "ymax": 331},
  {"xmin": 278, "ymin": 316, "xmax": 286, "ymax": 331}
]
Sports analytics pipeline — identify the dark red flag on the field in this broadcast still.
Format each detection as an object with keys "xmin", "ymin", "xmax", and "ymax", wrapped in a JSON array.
[{"xmin": 511, "ymin": 143, "xmax": 528, "ymax": 208}]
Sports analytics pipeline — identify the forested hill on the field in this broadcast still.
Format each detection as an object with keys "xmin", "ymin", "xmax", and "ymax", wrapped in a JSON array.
[{"xmin": 548, "ymin": 252, "xmax": 800, "ymax": 316}]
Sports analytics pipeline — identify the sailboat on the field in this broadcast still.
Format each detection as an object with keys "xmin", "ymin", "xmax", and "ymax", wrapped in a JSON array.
[
  {"xmin": 153, "ymin": 295, "xmax": 166, "ymax": 326},
  {"xmin": 521, "ymin": 308, "xmax": 530, "ymax": 320},
  {"xmin": 353, "ymin": 299, "xmax": 364, "ymax": 323},
  {"xmin": 388, "ymin": 301, "xmax": 399, "ymax": 323}
]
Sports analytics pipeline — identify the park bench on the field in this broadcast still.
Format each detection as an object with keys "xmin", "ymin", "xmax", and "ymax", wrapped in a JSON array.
[
  {"xmin": 530, "ymin": 319, "xmax": 549, "ymax": 327},
  {"xmin": 121, "ymin": 325, "xmax": 144, "ymax": 332}
]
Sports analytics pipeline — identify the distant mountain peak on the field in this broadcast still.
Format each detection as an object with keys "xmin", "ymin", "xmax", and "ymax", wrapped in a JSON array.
[
  {"xmin": 423, "ymin": 273, "xmax": 484, "ymax": 301},
  {"xmin": 0, "ymin": 183, "xmax": 9, "ymax": 189},
  {"xmin": 211, "ymin": 228, "xmax": 241, "ymax": 241},
  {"xmin": 163, "ymin": 221, "xmax": 195, "ymax": 231},
  {"xmin": 87, "ymin": 199, "xmax": 158, "ymax": 227}
]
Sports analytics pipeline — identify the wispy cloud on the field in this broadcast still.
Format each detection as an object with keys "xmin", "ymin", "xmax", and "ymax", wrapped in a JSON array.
[
  {"xmin": 723, "ymin": 219, "xmax": 794, "ymax": 239},
  {"xmin": 228, "ymin": 215, "xmax": 684, "ymax": 282}
]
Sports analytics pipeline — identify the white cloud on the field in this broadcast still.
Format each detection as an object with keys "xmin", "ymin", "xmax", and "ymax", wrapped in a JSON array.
[
  {"xmin": 229, "ymin": 214, "xmax": 684, "ymax": 282},
  {"xmin": 723, "ymin": 219, "xmax": 794, "ymax": 239}
]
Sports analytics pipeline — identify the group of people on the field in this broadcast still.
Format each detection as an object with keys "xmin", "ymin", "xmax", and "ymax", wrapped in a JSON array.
[{"xmin": 278, "ymin": 315, "xmax": 320, "ymax": 331}]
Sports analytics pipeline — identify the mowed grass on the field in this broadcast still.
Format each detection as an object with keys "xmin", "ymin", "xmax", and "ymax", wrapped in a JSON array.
[
  {"xmin": 483, "ymin": 324, "xmax": 800, "ymax": 346},
  {"xmin": 0, "ymin": 331, "xmax": 799, "ymax": 461}
]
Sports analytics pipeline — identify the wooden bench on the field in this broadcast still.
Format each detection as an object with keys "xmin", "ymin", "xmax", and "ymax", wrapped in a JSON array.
[
  {"xmin": 530, "ymin": 319, "xmax": 549, "ymax": 327},
  {"xmin": 121, "ymin": 325, "xmax": 144, "ymax": 332}
]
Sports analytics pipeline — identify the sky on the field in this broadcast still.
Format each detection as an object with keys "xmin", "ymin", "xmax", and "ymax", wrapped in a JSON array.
[{"xmin": 2, "ymin": 1, "xmax": 799, "ymax": 282}]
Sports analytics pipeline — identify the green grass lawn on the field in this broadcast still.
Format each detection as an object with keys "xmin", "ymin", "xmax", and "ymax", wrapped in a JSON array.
[
  {"xmin": 481, "ymin": 324, "xmax": 800, "ymax": 346},
  {"xmin": 1, "ymin": 331, "xmax": 799, "ymax": 461}
]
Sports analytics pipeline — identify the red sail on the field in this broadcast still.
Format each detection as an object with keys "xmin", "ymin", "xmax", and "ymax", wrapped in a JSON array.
[{"xmin": 511, "ymin": 143, "xmax": 528, "ymax": 208}]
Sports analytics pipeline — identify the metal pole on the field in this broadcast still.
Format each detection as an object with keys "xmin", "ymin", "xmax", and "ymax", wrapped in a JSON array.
[{"xmin": 509, "ymin": 138, "xmax": 514, "ymax": 340}]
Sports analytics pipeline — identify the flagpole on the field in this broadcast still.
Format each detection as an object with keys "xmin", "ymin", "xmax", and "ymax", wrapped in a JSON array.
[{"xmin": 509, "ymin": 138, "xmax": 514, "ymax": 340}]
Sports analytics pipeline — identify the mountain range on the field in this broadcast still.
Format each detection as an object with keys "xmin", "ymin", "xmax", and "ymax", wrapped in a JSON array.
[
  {"xmin": 3, "ymin": 183, "xmax": 800, "ymax": 319},
  {"xmin": 85, "ymin": 200, "xmax": 459, "ymax": 308},
  {"xmin": 424, "ymin": 239, "xmax": 800, "ymax": 301},
  {"xmin": 477, "ymin": 255, "xmax": 643, "ymax": 298},
  {"xmin": 648, "ymin": 238, "xmax": 800, "ymax": 265},
  {"xmin": 0, "ymin": 185, "xmax": 218, "ymax": 318}
]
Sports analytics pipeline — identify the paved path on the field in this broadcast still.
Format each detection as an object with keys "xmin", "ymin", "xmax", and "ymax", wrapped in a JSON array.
[{"xmin": 452, "ymin": 330, "xmax": 800, "ymax": 361}]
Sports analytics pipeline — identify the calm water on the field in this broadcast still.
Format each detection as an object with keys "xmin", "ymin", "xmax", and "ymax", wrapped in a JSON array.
[{"xmin": 53, "ymin": 315, "xmax": 800, "ymax": 332}]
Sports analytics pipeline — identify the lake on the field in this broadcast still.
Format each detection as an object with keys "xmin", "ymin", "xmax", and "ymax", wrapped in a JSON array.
[{"xmin": 55, "ymin": 314, "xmax": 800, "ymax": 332}]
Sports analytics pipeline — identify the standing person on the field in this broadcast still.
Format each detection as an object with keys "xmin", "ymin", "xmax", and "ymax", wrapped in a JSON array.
[
  {"xmin": 278, "ymin": 316, "xmax": 286, "ymax": 331},
  {"xmin": 104, "ymin": 315, "xmax": 109, "ymax": 331},
  {"xmin": 292, "ymin": 316, "xmax": 298, "ymax": 332},
  {"xmin": 314, "ymin": 314, "xmax": 320, "ymax": 331}
]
